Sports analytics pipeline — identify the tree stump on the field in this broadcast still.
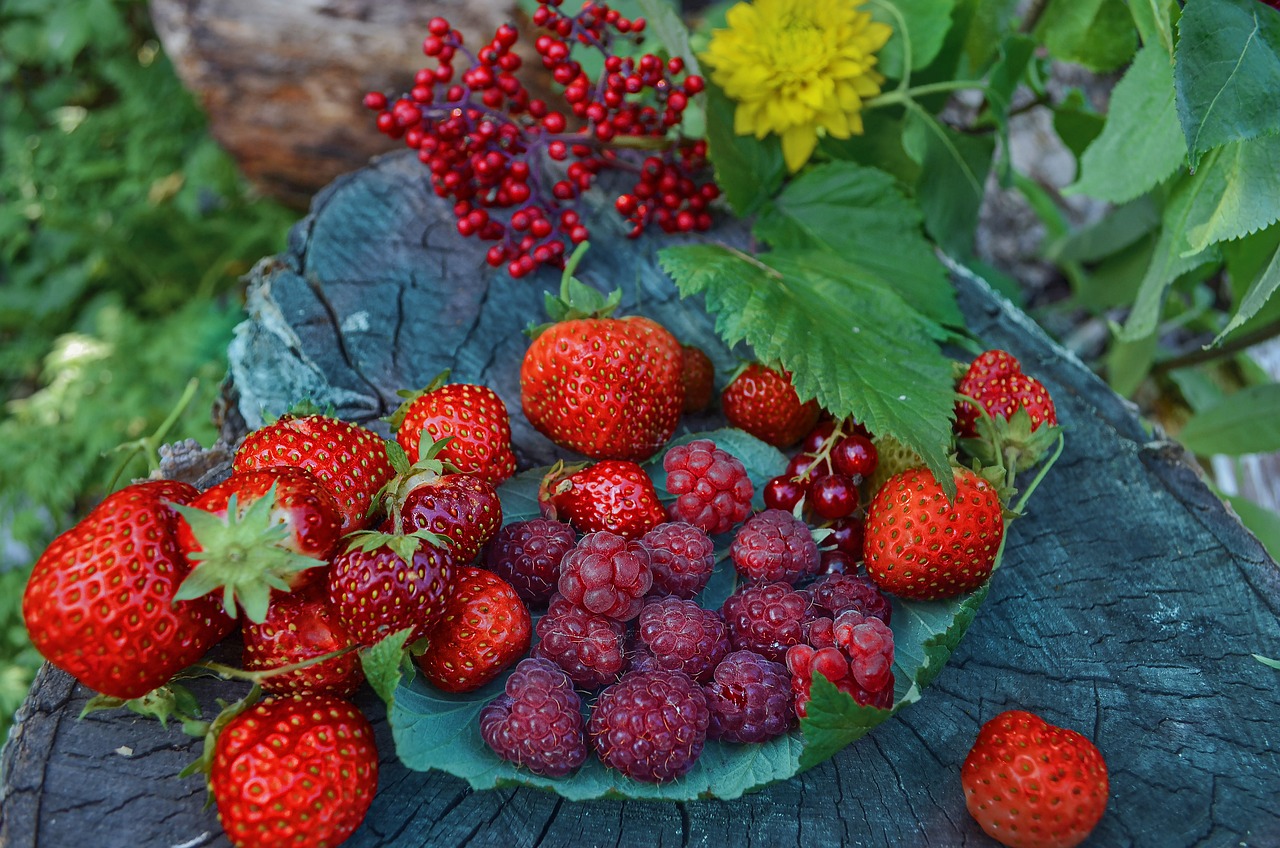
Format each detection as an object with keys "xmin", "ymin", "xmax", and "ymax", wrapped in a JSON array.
[{"xmin": 3, "ymin": 152, "xmax": 1280, "ymax": 847}]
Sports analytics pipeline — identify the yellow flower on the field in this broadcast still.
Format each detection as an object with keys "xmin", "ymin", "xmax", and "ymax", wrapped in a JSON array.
[{"xmin": 701, "ymin": 0, "xmax": 893, "ymax": 172}]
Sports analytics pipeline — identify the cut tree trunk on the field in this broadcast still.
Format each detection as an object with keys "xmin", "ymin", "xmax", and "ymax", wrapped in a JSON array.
[{"xmin": 3, "ymin": 152, "xmax": 1280, "ymax": 847}]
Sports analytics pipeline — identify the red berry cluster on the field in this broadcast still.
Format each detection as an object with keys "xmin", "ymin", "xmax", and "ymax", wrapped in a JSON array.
[{"xmin": 364, "ymin": 1, "xmax": 717, "ymax": 278}]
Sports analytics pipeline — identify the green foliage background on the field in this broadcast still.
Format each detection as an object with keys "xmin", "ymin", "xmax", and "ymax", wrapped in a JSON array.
[{"xmin": 0, "ymin": 0, "xmax": 294, "ymax": 737}]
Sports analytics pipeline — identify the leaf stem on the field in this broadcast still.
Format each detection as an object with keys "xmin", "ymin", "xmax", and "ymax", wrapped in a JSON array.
[
  {"xmin": 716, "ymin": 242, "xmax": 783, "ymax": 279},
  {"xmin": 866, "ymin": 80, "xmax": 986, "ymax": 110},
  {"xmin": 869, "ymin": 0, "xmax": 913, "ymax": 91},
  {"xmin": 1152, "ymin": 317, "xmax": 1280, "ymax": 376}
]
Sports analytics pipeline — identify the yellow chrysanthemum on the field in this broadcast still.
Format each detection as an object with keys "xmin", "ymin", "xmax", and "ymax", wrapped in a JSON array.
[{"xmin": 701, "ymin": 0, "xmax": 893, "ymax": 171}]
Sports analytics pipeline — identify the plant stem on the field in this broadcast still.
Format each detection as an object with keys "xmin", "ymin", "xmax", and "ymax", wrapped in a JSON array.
[
  {"xmin": 1012, "ymin": 431, "xmax": 1065, "ymax": 516},
  {"xmin": 1152, "ymin": 319, "xmax": 1280, "ymax": 376},
  {"xmin": 866, "ymin": 79, "xmax": 986, "ymax": 110}
]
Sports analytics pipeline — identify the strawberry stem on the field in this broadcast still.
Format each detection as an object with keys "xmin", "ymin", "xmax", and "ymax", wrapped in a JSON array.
[
  {"xmin": 195, "ymin": 645, "xmax": 359, "ymax": 685},
  {"xmin": 1010, "ymin": 431, "xmax": 1065, "ymax": 516}
]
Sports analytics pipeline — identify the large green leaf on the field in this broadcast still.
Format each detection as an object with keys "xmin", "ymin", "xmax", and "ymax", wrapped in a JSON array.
[
  {"xmin": 753, "ymin": 161, "xmax": 962, "ymax": 327},
  {"xmin": 1174, "ymin": 0, "xmax": 1280, "ymax": 170},
  {"xmin": 1129, "ymin": 0, "xmax": 1176, "ymax": 56},
  {"xmin": 1067, "ymin": 44, "xmax": 1187, "ymax": 204},
  {"xmin": 902, "ymin": 108, "xmax": 994, "ymax": 258},
  {"xmin": 703, "ymin": 80, "xmax": 785, "ymax": 216},
  {"xmin": 1178, "ymin": 384, "xmax": 1280, "ymax": 456},
  {"xmin": 1217, "ymin": 228, "xmax": 1280, "ymax": 343},
  {"xmin": 869, "ymin": 0, "xmax": 957, "ymax": 78},
  {"xmin": 1036, "ymin": 0, "xmax": 1138, "ymax": 72},
  {"xmin": 659, "ymin": 244, "xmax": 955, "ymax": 488},
  {"xmin": 1184, "ymin": 135, "xmax": 1280, "ymax": 254}
]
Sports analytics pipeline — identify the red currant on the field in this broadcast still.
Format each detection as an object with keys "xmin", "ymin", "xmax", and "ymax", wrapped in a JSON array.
[
  {"xmin": 763, "ymin": 476, "xmax": 805, "ymax": 512},
  {"xmin": 809, "ymin": 474, "xmax": 859, "ymax": 520},
  {"xmin": 832, "ymin": 434, "xmax": 878, "ymax": 479}
]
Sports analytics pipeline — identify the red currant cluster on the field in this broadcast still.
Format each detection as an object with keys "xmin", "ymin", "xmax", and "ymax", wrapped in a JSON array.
[
  {"xmin": 364, "ymin": 0, "xmax": 717, "ymax": 278},
  {"xmin": 763, "ymin": 418, "xmax": 879, "ymax": 571}
]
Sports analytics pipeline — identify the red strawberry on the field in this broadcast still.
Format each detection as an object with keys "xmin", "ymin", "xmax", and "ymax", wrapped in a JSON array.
[
  {"xmin": 520, "ymin": 259, "xmax": 683, "ymax": 462},
  {"xmin": 22, "ymin": 480, "xmax": 235, "ymax": 699},
  {"xmin": 680, "ymin": 343, "xmax": 715, "ymax": 413},
  {"xmin": 242, "ymin": 584, "xmax": 364, "ymax": 697},
  {"xmin": 722, "ymin": 363, "xmax": 820, "ymax": 448},
  {"xmin": 233, "ymin": 413, "xmax": 395, "ymax": 534},
  {"xmin": 327, "ymin": 534, "xmax": 456, "ymax": 646},
  {"xmin": 210, "ymin": 693, "xmax": 378, "ymax": 848},
  {"xmin": 863, "ymin": 467, "xmax": 1004, "ymax": 600},
  {"xmin": 416, "ymin": 567, "xmax": 532, "ymax": 693},
  {"xmin": 541, "ymin": 460, "xmax": 666, "ymax": 539},
  {"xmin": 955, "ymin": 349, "xmax": 1058, "ymax": 438},
  {"xmin": 382, "ymin": 472, "xmax": 502, "ymax": 564},
  {"xmin": 390, "ymin": 371, "xmax": 518, "ymax": 485},
  {"xmin": 962, "ymin": 710, "xmax": 1109, "ymax": 848}
]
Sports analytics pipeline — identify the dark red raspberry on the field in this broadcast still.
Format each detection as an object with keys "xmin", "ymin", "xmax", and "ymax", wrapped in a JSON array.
[
  {"xmin": 627, "ymin": 643, "xmax": 664, "ymax": 674},
  {"xmin": 557, "ymin": 531, "xmax": 652, "ymax": 621},
  {"xmin": 634, "ymin": 597, "xmax": 730, "ymax": 683},
  {"xmin": 480, "ymin": 657, "xmax": 587, "ymax": 777},
  {"xmin": 705, "ymin": 650, "xmax": 794, "ymax": 743},
  {"xmin": 641, "ymin": 521, "xmax": 715, "ymax": 599},
  {"xmin": 786, "ymin": 610, "xmax": 894, "ymax": 717},
  {"xmin": 805, "ymin": 572, "xmax": 892, "ymax": 624},
  {"xmin": 834, "ymin": 610, "xmax": 894, "ymax": 692},
  {"xmin": 533, "ymin": 593, "xmax": 627, "ymax": 689},
  {"xmin": 721, "ymin": 581, "xmax": 807, "ymax": 662},
  {"xmin": 730, "ymin": 509, "xmax": 819, "ymax": 584},
  {"xmin": 588, "ymin": 669, "xmax": 710, "ymax": 783},
  {"xmin": 483, "ymin": 518, "xmax": 576, "ymax": 606},
  {"xmin": 662, "ymin": 439, "xmax": 754, "ymax": 535}
]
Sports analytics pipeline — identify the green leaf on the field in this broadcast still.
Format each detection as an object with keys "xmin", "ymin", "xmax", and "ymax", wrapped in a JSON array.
[
  {"xmin": 1052, "ymin": 88, "xmax": 1106, "ymax": 159},
  {"xmin": 985, "ymin": 35, "xmax": 1036, "ymax": 179},
  {"xmin": 659, "ymin": 245, "xmax": 955, "ymax": 490},
  {"xmin": 956, "ymin": 0, "xmax": 1021, "ymax": 70},
  {"xmin": 1036, "ymin": 0, "xmax": 1138, "ymax": 72},
  {"xmin": 360, "ymin": 627, "xmax": 416, "ymax": 712},
  {"xmin": 1254, "ymin": 653, "xmax": 1280, "ymax": 671},
  {"xmin": 703, "ymin": 80, "xmax": 785, "ymax": 216},
  {"xmin": 1129, "ymin": 0, "xmax": 1176, "ymax": 55},
  {"xmin": 1218, "ymin": 228, "xmax": 1280, "ymax": 343},
  {"xmin": 869, "ymin": 0, "xmax": 957, "ymax": 77},
  {"xmin": 753, "ymin": 161, "xmax": 962, "ymax": 327},
  {"xmin": 1046, "ymin": 197, "xmax": 1160, "ymax": 264},
  {"xmin": 637, "ymin": 0, "xmax": 700, "ymax": 75},
  {"xmin": 902, "ymin": 108, "xmax": 994, "ymax": 258},
  {"xmin": 796, "ymin": 675, "xmax": 892, "ymax": 770},
  {"xmin": 1105, "ymin": 331, "xmax": 1158, "ymax": 397},
  {"xmin": 1221, "ymin": 493, "xmax": 1280, "ymax": 562},
  {"xmin": 1178, "ymin": 384, "xmax": 1280, "ymax": 455},
  {"xmin": 1174, "ymin": 0, "xmax": 1280, "ymax": 170},
  {"xmin": 1184, "ymin": 135, "xmax": 1280, "ymax": 254},
  {"xmin": 1067, "ymin": 45, "xmax": 1187, "ymax": 204}
]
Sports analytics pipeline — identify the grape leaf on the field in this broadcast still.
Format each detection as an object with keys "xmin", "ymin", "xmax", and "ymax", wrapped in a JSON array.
[
  {"xmin": 1035, "ymin": 0, "xmax": 1138, "ymax": 72},
  {"xmin": 658, "ymin": 244, "xmax": 954, "ymax": 490},
  {"xmin": 1067, "ymin": 44, "xmax": 1187, "ymax": 205},
  {"xmin": 1184, "ymin": 134, "xmax": 1280, "ymax": 254},
  {"xmin": 753, "ymin": 161, "xmax": 962, "ymax": 327},
  {"xmin": 1174, "ymin": 0, "xmax": 1280, "ymax": 170},
  {"xmin": 869, "ymin": 0, "xmax": 957, "ymax": 78}
]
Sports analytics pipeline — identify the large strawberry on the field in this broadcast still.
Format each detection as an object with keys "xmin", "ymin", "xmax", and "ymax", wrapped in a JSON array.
[
  {"xmin": 540, "ymin": 459, "xmax": 666, "ymax": 539},
  {"xmin": 389, "ymin": 370, "xmax": 518, "ymax": 485},
  {"xmin": 721, "ymin": 363, "xmax": 820, "ymax": 448},
  {"xmin": 327, "ymin": 534, "xmax": 455, "ymax": 646},
  {"xmin": 520, "ymin": 249, "xmax": 683, "ymax": 462},
  {"xmin": 233, "ymin": 413, "xmax": 395, "ymax": 533},
  {"xmin": 863, "ymin": 467, "xmax": 1005, "ymax": 600},
  {"xmin": 242, "ymin": 584, "xmax": 365, "ymax": 697},
  {"xmin": 962, "ymin": 710, "xmax": 1109, "ymax": 848},
  {"xmin": 209, "ymin": 693, "xmax": 378, "ymax": 848},
  {"xmin": 416, "ymin": 567, "xmax": 532, "ymax": 693},
  {"xmin": 23, "ymin": 480, "xmax": 235, "ymax": 700}
]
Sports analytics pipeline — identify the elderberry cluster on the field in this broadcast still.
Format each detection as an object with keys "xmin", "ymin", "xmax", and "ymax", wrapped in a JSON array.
[{"xmin": 364, "ymin": 0, "xmax": 717, "ymax": 278}]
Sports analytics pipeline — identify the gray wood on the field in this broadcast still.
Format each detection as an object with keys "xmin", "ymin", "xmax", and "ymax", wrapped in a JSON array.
[{"xmin": 4, "ymin": 151, "xmax": 1280, "ymax": 847}]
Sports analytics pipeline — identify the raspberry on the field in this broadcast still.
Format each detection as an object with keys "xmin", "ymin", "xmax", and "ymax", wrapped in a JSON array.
[
  {"xmin": 730, "ymin": 509, "xmax": 819, "ymax": 584},
  {"xmin": 483, "ymin": 518, "xmax": 576, "ymax": 606},
  {"xmin": 640, "ymin": 521, "xmax": 715, "ymax": 599},
  {"xmin": 705, "ymin": 650, "xmax": 794, "ymax": 744},
  {"xmin": 805, "ymin": 572, "xmax": 892, "ymax": 624},
  {"xmin": 834, "ymin": 610, "xmax": 894, "ymax": 692},
  {"xmin": 786, "ymin": 610, "xmax": 894, "ymax": 717},
  {"xmin": 662, "ymin": 439, "xmax": 754, "ymax": 535},
  {"xmin": 557, "ymin": 531, "xmax": 652, "ymax": 621},
  {"xmin": 634, "ymin": 597, "xmax": 730, "ymax": 683},
  {"xmin": 721, "ymin": 581, "xmax": 807, "ymax": 662},
  {"xmin": 588, "ymin": 669, "xmax": 710, "ymax": 783},
  {"xmin": 533, "ymin": 593, "xmax": 627, "ymax": 689},
  {"xmin": 480, "ymin": 657, "xmax": 588, "ymax": 777}
]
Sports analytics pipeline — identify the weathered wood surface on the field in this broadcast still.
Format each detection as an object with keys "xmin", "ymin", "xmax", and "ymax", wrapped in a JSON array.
[{"xmin": 4, "ymin": 152, "xmax": 1280, "ymax": 847}]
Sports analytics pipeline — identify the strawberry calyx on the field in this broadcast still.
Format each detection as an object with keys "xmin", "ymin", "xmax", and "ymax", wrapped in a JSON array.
[
  {"xmin": 386, "ymin": 370, "xmax": 453, "ymax": 431},
  {"xmin": 537, "ymin": 459, "xmax": 590, "ymax": 520},
  {"xmin": 526, "ymin": 242, "xmax": 623, "ymax": 338},
  {"xmin": 81, "ymin": 682, "xmax": 203, "ymax": 728},
  {"xmin": 171, "ymin": 485, "xmax": 326, "ymax": 624},
  {"xmin": 178, "ymin": 683, "xmax": 263, "ymax": 790},
  {"xmin": 343, "ymin": 528, "xmax": 452, "ymax": 563},
  {"xmin": 375, "ymin": 436, "xmax": 464, "ymax": 527}
]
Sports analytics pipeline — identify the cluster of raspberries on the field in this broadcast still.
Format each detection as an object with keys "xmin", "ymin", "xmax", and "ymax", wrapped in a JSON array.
[{"xmin": 476, "ymin": 438, "xmax": 896, "ymax": 783}]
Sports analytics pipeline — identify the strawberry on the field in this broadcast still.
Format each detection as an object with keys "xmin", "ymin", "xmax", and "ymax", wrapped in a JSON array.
[
  {"xmin": 680, "ymin": 343, "xmax": 715, "ymax": 413},
  {"xmin": 22, "ymin": 480, "xmax": 235, "ymax": 700},
  {"xmin": 540, "ymin": 459, "xmax": 666, "ymax": 539},
  {"xmin": 210, "ymin": 693, "xmax": 378, "ymax": 848},
  {"xmin": 722, "ymin": 363, "xmax": 820, "ymax": 448},
  {"xmin": 520, "ymin": 251, "xmax": 683, "ymax": 462},
  {"xmin": 863, "ymin": 467, "xmax": 1005, "ymax": 600},
  {"xmin": 389, "ymin": 370, "xmax": 518, "ymax": 485},
  {"xmin": 327, "ymin": 534, "xmax": 456, "ymax": 646},
  {"xmin": 233, "ymin": 413, "xmax": 395, "ymax": 534},
  {"xmin": 172, "ymin": 468, "xmax": 343, "ymax": 618},
  {"xmin": 955, "ymin": 350, "xmax": 1059, "ymax": 475},
  {"xmin": 242, "ymin": 584, "xmax": 364, "ymax": 697},
  {"xmin": 962, "ymin": 710, "xmax": 1109, "ymax": 848},
  {"xmin": 416, "ymin": 567, "xmax": 532, "ymax": 693}
]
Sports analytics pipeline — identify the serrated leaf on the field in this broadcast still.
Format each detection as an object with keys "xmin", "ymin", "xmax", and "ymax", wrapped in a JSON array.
[
  {"xmin": 1067, "ymin": 45, "xmax": 1187, "ymax": 204},
  {"xmin": 1129, "ymin": 0, "xmax": 1176, "ymax": 55},
  {"xmin": 658, "ymin": 244, "xmax": 955, "ymax": 491},
  {"xmin": 1174, "ymin": 0, "xmax": 1280, "ymax": 170},
  {"xmin": 796, "ymin": 674, "xmax": 892, "ymax": 770},
  {"xmin": 902, "ymin": 109, "xmax": 994, "ymax": 258},
  {"xmin": 869, "ymin": 0, "xmax": 956, "ymax": 77},
  {"xmin": 1036, "ymin": 0, "xmax": 1138, "ymax": 72},
  {"xmin": 361, "ymin": 627, "xmax": 416, "ymax": 711},
  {"xmin": 753, "ymin": 161, "xmax": 962, "ymax": 327},
  {"xmin": 1217, "ymin": 232, "xmax": 1280, "ymax": 343},
  {"xmin": 1184, "ymin": 135, "xmax": 1280, "ymax": 254},
  {"xmin": 703, "ymin": 80, "xmax": 785, "ymax": 216},
  {"xmin": 1178, "ymin": 384, "xmax": 1280, "ymax": 456}
]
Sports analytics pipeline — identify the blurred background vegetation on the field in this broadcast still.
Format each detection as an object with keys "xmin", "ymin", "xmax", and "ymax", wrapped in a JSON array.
[{"xmin": 0, "ymin": 0, "xmax": 295, "ymax": 736}]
